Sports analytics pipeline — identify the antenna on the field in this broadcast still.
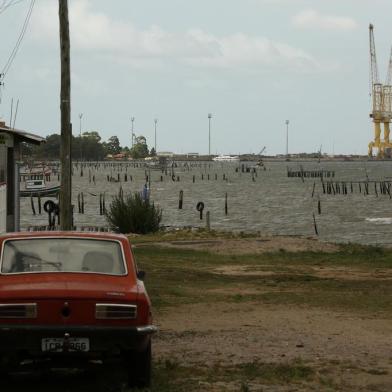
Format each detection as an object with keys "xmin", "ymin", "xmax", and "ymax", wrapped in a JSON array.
[
  {"xmin": 9, "ymin": 97, "xmax": 13, "ymax": 127},
  {"xmin": 12, "ymin": 98, "xmax": 19, "ymax": 129}
]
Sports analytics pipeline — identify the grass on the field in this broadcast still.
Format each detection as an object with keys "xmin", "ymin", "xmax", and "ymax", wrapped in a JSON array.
[
  {"xmin": 133, "ymin": 241, "xmax": 392, "ymax": 315},
  {"xmin": 145, "ymin": 359, "xmax": 315, "ymax": 392},
  {"xmin": 128, "ymin": 235, "xmax": 392, "ymax": 389}
]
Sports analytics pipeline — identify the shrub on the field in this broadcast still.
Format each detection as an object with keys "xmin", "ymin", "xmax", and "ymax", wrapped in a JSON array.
[{"xmin": 105, "ymin": 192, "xmax": 162, "ymax": 234}]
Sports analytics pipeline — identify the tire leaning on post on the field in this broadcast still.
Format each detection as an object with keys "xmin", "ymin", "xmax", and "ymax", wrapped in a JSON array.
[{"xmin": 196, "ymin": 201, "xmax": 205, "ymax": 220}]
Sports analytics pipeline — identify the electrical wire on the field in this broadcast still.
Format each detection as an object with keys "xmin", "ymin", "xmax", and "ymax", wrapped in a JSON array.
[
  {"xmin": 1, "ymin": 0, "xmax": 35, "ymax": 78},
  {"xmin": 0, "ymin": 0, "xmax": 26, "ymax": 15}
]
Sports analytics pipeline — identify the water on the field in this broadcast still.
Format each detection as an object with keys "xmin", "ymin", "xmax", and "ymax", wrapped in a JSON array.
[{"xmin": 20, "ymin": 160, "xmax": 392, "ymax": 246}]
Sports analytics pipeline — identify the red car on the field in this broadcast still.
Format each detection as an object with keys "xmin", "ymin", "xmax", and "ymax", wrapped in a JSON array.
[{"xmin": 0, "ymin": 231, "xmax": 156, "ymax": 388}]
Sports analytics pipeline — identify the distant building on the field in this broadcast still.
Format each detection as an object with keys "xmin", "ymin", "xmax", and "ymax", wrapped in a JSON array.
[
  {"xmin": 157, "ymin": 151, "xmax": 174, "ymax": 158},
  {"xmin": 113, "ymin": 153, "xmax": 127, "ymax": 160},
  {"xmin": 0, "ymin": 121, "xmax": 45, "ymax": 233}
]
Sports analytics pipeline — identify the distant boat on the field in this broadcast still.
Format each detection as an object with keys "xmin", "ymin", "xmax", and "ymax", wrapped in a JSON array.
[
  {"xmin": 20, "ymin": 179, "xmax": 60, "ymax": 197},
  {"xmin": 212, "ymin": 155, "xmax": 240, "ymax": 162}
]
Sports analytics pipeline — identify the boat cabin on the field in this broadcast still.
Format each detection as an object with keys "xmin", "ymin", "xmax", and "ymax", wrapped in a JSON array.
[
  {"xmin": 25, "ymin": 178, "xmax": 47, "ymax": 190},
  {"xmin": 0, "ymin": 121, "xmax": 45, "ymax": 233}
]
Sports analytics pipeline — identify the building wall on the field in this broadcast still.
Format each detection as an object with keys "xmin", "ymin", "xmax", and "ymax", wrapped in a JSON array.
[
  {"xmin": 0, "ymin": 145, "xmax": 6, "ymax": 233},
  {"xmin": 0, "ymin": 183, "xmax": 6, "ymax": 234},
  {"xmin": 0, "ymin": 145, "xmax": 6, "ymax": 183}
]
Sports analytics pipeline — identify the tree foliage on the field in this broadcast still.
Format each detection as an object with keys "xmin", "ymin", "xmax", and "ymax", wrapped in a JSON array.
[
  {"xmin": 106, "ymin": 135, "xmax": 121, "ymax": 155},
  {"xmin": 130, "ymin": 135, "xmax": 149, "ymax": 159},
  {"xmin": 26, "ymin": 131, "xmax": 132, "ymax": 161}
]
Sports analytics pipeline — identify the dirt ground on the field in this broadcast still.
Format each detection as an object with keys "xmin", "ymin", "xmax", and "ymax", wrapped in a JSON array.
[
  {"xmin": 153, "ymin": 235, "xmax": 340, "ymax": 255},
  {"xmin": 150, "ymin": 237, "xmax": 392, "ymax": 391},
  {"xmin": 154, "ymin": 304, "xmax": 392, "ymax": 391}
]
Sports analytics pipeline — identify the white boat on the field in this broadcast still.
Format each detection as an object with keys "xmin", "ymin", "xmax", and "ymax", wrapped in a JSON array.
[
  {"xmin": 212, "ymin": 155, "xmax": 240, "ymax": 162},
  {"xmin": 25, "ymin": 179, "xmax": 47, "ymax": 190},
  {"xmin": 20, "ymin": 178, "xmax": 60, "ymax": 197}
]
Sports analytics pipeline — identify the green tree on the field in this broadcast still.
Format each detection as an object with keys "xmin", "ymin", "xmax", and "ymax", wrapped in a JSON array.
[
  {"xmin": 73, "ymin": 131, "xmax": 105, "ymax": 161},
  {"xmin": 106, "ymin": 135, "xmax": 121, "ymax": 155},
  {"xmin": 149, "ymin": 147, "xmax": 156, "ymax": 157},
  {"xmin": 37, "ymin": 134, "xmax": 61, "ymax": 159},
  {"xmin": 130, "ymin": 135, "xmax": 149, "ymax": 159},
  {"xmin": 82, "ymin": 131, "xmax": 101, "ymax": 142}
]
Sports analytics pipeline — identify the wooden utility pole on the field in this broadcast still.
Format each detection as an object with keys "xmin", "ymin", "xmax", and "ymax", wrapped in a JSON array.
[{"xmin": 59, "ymin": 0, "xmax": 72, "ymax": 230}]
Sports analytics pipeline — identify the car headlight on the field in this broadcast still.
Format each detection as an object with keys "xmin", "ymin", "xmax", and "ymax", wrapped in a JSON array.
[
  {"xmin": 95, "ymin": 304, "xmax": 137, "ymax": 319},
  {"xmin": 0, "ymin": 303, "xmax": 37, "ymax": 319}
]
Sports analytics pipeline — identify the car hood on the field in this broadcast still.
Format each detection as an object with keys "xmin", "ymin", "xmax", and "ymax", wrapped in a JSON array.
[{"xmin": 0, "ymin": 273, "xmax": 138, "ymax": 301}]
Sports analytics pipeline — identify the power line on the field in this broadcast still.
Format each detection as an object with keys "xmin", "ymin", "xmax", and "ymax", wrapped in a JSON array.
[
  {"xmin": 1, "ymin": 0, "xmax": 35, "ymax": 78},
  {"xmin": 0, "ymin": 0, "xmax": 26, "ymax": 16}
]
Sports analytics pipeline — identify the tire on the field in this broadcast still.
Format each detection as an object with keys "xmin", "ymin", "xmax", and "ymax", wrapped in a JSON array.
[{"xmin": 125, "ymin": 340, "xmax": 152, "ymax": 388}]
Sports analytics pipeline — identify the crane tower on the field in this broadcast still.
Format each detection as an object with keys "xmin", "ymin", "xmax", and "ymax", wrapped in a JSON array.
[{"xmin": 368, "ymin": 24, "xmax": 392, "ymax": 158}]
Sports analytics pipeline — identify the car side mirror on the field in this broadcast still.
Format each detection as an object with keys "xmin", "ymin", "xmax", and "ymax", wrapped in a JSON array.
[{"xmin": 137, "ymin": 270, "xmax": 146, "ymax": 281}]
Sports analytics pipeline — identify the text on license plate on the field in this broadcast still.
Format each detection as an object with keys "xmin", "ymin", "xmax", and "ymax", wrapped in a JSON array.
[{"xmin": 41, "ymin": 338, "xmax": 90, "ymax": 352}]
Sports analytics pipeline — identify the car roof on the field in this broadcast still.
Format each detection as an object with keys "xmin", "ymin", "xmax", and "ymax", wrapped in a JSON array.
[{"xmin": 0, "ymin": 231, "xmax": 129, "ymax": 242}]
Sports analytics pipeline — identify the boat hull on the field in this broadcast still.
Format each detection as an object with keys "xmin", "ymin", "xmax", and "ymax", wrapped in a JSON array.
[{"xmin": 20, "ymin": 186, "xmax": 60, "ymax": 198}]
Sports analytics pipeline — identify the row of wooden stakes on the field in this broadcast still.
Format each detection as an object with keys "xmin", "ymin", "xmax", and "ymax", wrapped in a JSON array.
[{"xmin": 319, "ymin": 181, "xmax": 392, "ymax": 197}]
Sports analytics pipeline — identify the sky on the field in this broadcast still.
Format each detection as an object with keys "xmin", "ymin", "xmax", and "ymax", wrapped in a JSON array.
[{"xmin": 0, "ymin": 0, "xmax": 392, "ymax": 155}]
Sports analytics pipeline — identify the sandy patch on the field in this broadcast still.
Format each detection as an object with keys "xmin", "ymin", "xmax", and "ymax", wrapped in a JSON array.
[
  {"xmin": 154, "ymin": 303, "xmax": 392, "ymax": 391},
  {"xmin": 149, "ymin": 236, "xmax": 340, "ymax": 255},
  {"xmin": 212, "ymin": 265, "xmax": 392, "ymax": 281}
]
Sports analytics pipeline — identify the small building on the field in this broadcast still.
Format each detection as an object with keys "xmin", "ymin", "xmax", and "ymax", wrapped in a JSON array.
[
  {"xmin": 157, "ymin": 151, "xmax": 174, "ymax": 158},
  {"xmin": 0, "ymin": 121, "xmax": 45, "ymax": 233}
]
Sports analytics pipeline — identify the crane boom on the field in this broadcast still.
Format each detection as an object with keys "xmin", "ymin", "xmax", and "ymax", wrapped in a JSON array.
[
  {"xmin": 382, "ymin": 47, "xmax": 392, "ymax": 146},
  {"xmin": 369, "ymin": 24, "xmax": 380, "ymax": 86},
  {"xmin": 369, "ymin": 24, "xmax": 383, "ymax": 116},
  {"xmin": 386, "ymin": 47, "xmax": 392, "ymax": 86},
  {"xmin": 368, "ymin": 24, "xmax": 383, "ymax": 157}
]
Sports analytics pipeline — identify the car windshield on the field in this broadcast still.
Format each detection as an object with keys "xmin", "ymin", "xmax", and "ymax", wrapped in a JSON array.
[{"xmin": 1, "ymin": 238, "xmax": 126, "ymax": 275}]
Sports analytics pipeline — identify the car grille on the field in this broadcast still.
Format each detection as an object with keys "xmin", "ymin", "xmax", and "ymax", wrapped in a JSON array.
[
  {"xmin": 0, "ymin": 303, "xmax": 37, "ymax": 318},
  {"xmin": 95, "ymin": 304, "xmax": 137, "ymax": 319}
]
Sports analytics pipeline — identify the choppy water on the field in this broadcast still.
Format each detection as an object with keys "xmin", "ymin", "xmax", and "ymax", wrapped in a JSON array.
[{"xmin": 20, "ymin": 160, "xmax": 392, "ymax": 246}]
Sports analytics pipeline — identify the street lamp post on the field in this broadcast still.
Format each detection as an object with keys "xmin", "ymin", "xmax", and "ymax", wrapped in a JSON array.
[
  {"xmin": 208, "ymin": 113, "xmax": 212, "ymax": 156},
  {"xmin": 131, "ymin": 117, "xmax": 135, "ymax": 148},
  {"xmin": 154, "ymin": 118, "xmax": 158, "ymax": 153},
  {"xmin": 79, "ymin": 113, "xmax": 83, "ymax": 161},
  {"xmin": 285, "ymin": 120, "xmax": 289, "ymax": 158}
]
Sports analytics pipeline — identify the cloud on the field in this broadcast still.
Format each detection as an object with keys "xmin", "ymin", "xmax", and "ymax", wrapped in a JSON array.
[
  {"xmin": 30, "ymin": 0, "xmax": 322, "ymax": 73},
  {"xmin": 186, "ymin": 30, "xmax": 319, "ymax": 71},
  {"xmin": 292, "ymin": 9, "xmax": 358, "ymax": 31}
]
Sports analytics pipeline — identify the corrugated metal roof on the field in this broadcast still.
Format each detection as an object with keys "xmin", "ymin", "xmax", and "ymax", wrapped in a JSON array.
[{"xmin": 0, "ymin": 125, "xmax": 45, "ymax": 145}]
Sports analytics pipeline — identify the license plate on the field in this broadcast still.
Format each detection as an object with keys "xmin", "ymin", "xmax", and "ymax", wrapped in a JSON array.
[{"xmin": 41, "ymin": 338, "xmax": 90, "ymax": 352}]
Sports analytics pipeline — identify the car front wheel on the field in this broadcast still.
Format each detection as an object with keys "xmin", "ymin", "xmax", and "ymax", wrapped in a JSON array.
[{"xmin": 124, "ymin": 340, "xmax": 152, "ymax": 388}]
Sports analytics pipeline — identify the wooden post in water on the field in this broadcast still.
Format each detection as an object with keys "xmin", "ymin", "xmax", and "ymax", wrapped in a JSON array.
[
  {"xmin": 312, "ymin": 213, "xmax": 319, "ymax": 235},
  {"xmin": 178, "ymin": 190, "xmax": 183, "ymax": 209},
  {"xmin": 30, "ymin": 196, "xmax": 36, "ymax": 215}
]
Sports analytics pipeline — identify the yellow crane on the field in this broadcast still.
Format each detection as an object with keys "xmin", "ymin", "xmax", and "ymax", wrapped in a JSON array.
[
  {"xmin": 368, "ymin": 24, "xmax": 392, "ymax": 158},
  {"xmin": 368, "ymin": 24, "xmax": 383, "ymax": 157},
  {"xmin": 381, "ymin": 48, "xmax": 392, "ymax": 153}
]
